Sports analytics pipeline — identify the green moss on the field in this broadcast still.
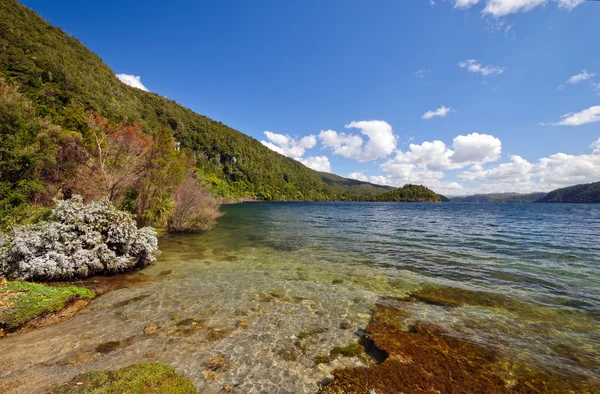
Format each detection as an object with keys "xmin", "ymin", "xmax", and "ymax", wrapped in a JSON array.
[
  {"xmin": 0, "ymin": 280, "xmax": 94, "ymax": 331},
  {"xmin": 49, "ymin": 363, "xmax": 197, "ymax": 393},
  {"xmin": 330, "ymin": 343, "xmax": 363, "ymax": 358},
  {"xmin": 314, "ymin": 355, "xmax": 331, "ymax": 364}
]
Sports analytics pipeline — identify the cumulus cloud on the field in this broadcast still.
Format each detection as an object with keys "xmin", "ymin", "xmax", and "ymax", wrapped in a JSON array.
[
  {"xmin": 348, "ymin": 172, "xmax": 369, "ymax": 182},
  {"xmin": 451, "ymin": 133, "xmax": 502, "ymax": 163},
  {"xmin": 356, "ymin": 133, "xmax": 502, "ymax": 194},
  {"xmin": 545, "ymin": 106, "xmax": 600, "ymax": 126},
  {"xmin": 319, "ymin": 120, "xmax": 397, "ymax": 162},
  {"xmin": 591, "ymin": 138, "xmax": 600, "ymax": 154},
  {"xmin": 455, "ymin": 0, "xmax": 480, "ymax": 8},
  {"xmin": 261, "ymin": 131, "xmax": 317, "ymax": 158},
  {"xmin": 459, "ymin": 145, "xmax": 600, "ymax": 193},
  {"xmin": 261, "ymin": 131, "xmax": 331, "ymax": 172},
  {"xmin": 298, "ymin": 156, "xmax": 331, "ymax": 172},
  {"xmin": 459, "ymin": 59, "xmax": 505, "ymax": 76},
  {"xmin": 453, "ymin": 0, "xmax": 584, "ymax": 17},
  {"xmin": 116, "ymin": 74, "xmax": 149, "ymax": 91},
  {"xmin": 422, "ymin": 106, "xmax": 452, "ymax": 120}
]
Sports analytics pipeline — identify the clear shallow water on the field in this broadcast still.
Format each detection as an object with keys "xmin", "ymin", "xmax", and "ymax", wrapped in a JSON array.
[{"xmin": 1, "ymin": 202, "xmax": 599, "ymax": 392}]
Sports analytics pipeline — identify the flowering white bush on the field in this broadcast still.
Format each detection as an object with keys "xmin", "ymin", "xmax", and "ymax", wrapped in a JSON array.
[{"xmin": 0, "ymin": 196, "xmax": 158, "ymax": 280}]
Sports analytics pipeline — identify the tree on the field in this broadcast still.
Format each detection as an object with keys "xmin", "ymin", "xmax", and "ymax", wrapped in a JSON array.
[
  {"xmin": 168, "ymin": 174, "xmax": 223, "ymax": 232},
  {"xmin": 77, "ymin": 112, "xmax": 152, "ymax": 202}
]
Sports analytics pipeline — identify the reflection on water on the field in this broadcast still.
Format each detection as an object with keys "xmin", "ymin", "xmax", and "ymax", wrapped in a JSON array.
[{"xmin": 0, "ymin": 202, "xmax": 599, "ymax": 393}]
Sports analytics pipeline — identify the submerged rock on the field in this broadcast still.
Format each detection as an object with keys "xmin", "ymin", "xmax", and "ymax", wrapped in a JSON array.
[{"xmin": 320, "ymin": 300, "xmax": 599, "ymax": 394}]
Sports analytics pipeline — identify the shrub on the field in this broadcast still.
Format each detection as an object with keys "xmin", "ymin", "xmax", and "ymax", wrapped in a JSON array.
[
  {"xmin": 168, "ymin": 175, "xmax": 223, "ymax": 232},
  {"xmin": 0, "ymin": 196, "xmax": 158, "ymax": 281}
]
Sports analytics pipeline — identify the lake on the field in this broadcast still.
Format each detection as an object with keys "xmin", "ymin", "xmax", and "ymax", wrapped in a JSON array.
[{"xmin": 1, "ymin": 202, "xmax": 599, "ymax": 392}]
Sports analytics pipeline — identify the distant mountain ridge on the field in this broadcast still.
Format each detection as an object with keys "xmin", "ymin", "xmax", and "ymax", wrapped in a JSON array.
[
  {"xmin": 535, "ymin": 181, "xmax": 600, "ymax": 203},
  {"xmin": 451, "ymin": 192, "xmax": 547, "ymax": 203}
]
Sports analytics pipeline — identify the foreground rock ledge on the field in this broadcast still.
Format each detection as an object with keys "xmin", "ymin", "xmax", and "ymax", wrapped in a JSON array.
[{"xmin": 319, "ymin": 299, "xmax": 599, "ymax": 394}]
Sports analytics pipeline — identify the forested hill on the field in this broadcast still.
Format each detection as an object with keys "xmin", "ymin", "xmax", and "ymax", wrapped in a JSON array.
[
  {"xmin": 317, "ymin": 172, "xmax": 393, "ymax": 198},
  {"xmin": 535, "ymin": 182, "xmax": 600, "ymax": 203},
  {"xmin": 451, "ymin": 192, "xmax": 547, "ymax": 203},
  {"xmin": 0, "ymin": 0, "xmax": 400, "ymax": 201},
  {"xmin": 372, "ymin": 184, "xmax": 442, "ymax": 202}
]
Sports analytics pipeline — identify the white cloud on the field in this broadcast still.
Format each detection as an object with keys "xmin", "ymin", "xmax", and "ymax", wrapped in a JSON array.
[
  {"xmin": 455, "ymin": 0, "xmax": 480, "ymax": 8},
  {"xmin": 348, "ymin": 172, "xmax": 369, "ymax": 182},
  {"xmin": 319, "ymin": 120, "xmax": 397, "ymax": 162},
  {"xmin": 261, "ymin": 131, "xmax": 331, "ymax": 172},
  {"xmin": 360, "ymin": 132, "xmax": 502, "ymax": 194},
  {"xmin": 422, "ymin": 106, "xmax": 452, "ymax": 120},
  {"xmin": 459, "ymin": 59, "xmax": 505, "ymax": 76},
  {"xmin": 451, "ymin": 133, "xmax": 502, "ymax": 163},
  {"xmin": 591, "ymin": 138, "xmax": 600, "ymax": 154},
  {"xmin": 459, "ymin": 146, "xmax": 600, "ymax": 193},
  {"xmin": 454, "ymin": 0, "xmax": 584, "ymax": 17},
  {"xmin": 116, "ymin": 74, "xmax": 149, "ymax": 91},
  {"xmin": 546, "ymin": 106, "xmax": 600, "ymax": 126},
  {"xmin": 299, "ymin": 156, "xmax": 331, "ymax": 172},
  {"xmin": 261, "ymin": 131, "xmax": 317, "ymax": 158},
  {"xmin": 566, "ymin": 69, "xmax": 596, "ymax": 85},
  {"xmin": 348, "ymin": 132, "xmax": 599, "ymax": 195}
]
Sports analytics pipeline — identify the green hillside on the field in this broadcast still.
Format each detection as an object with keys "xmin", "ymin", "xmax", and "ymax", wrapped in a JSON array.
[
  {"xmin": 451, "ymin": 192, "xmax": 547, "ymax": 203},
  {"xmin": 0, "ymin": 0, "xmax": 339, "ymax": 201},
  {"xmin": 317, "ymin": 172, "xmax": 393, "ymax": 198},
  {"xmin": 372, "ymin": 184, "xmax": 441, "ymax": 202},
  {"xmin": 536, "ymin": 182, "xmax": 600, "ymax": 203}
]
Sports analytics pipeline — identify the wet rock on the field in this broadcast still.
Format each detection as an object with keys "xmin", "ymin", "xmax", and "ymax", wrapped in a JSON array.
[
  {"xmin": 205, "ymin": 328, "xmax": 232, "ymax": 342},
  {"xmin": 339, "ymin": 320, "xmax": 353, "ymax": 330},
  {"xmin": 329, "ymin": 343, "xmax": 363, "ymax": 359},
  {"xmin": 253, "ymin": 292, "xmax": 274, "ymax": 302},
  {"xmin": 319, "ymin": 300, "xmax": 594, "ymax": 394},
  {"xmin": 236, "ymin": 320, "xmax": 249, "ymax": 329},
  {"xmin": 201, "ymin": 370, "xmax": 221, "ymax": 382},
  {"xmin": 143, "ymin": 322, "xmax": 160, "ymax": 336},
  {"xmin": 204, "ymin": 355, "xmax": 226, "ymax": 370},
  {"xmin": 95, "ymin": 340, "xmax": 121, "ymax": 354},
  {"xmin": 277, "ymin": 348, "xmax": 299, "ymax": 362},
  {"xmin": 314, "ymin": 355, "xmax": 331, "ymax": 365},
  {"xmin": 113, "ymin": 294, "xmax": 151, "ymax": 308}
]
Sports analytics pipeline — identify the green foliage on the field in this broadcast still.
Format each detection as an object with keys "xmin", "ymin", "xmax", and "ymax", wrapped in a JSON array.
[
  {"xmin": 119, "ymin": 187, "xmax": 139, "ymax": 214},
  {"xmin": 49, "ymin": 363, "xmax": 197, "ymax": 394},
  {"xmin": 317, "ymin": 172, "xmax": 393, "ymax": 199},
  {"xmin": 0, "ymin": 0, "xmax": 337, "ymax": 201},
  {"xmin": 535, "ymin": 182, "xmax": 600, "ymax": 203},
  {"xmin": 0, "ymin": 203, "xmax": 51, "ymax": 232},
  {"xmin": 0, "ymin": 279, "xmax": 94, "ymax": 331},
  {"xmin": 451, "ymin": 192, "xmax": 547, "ymax": 203},
  {"xmin": 0, "ymin": 0, "xmax": 425, "ymax": 203},
  {"xmin": 372, "ymin": 184, "xmax": 442, "ymax": 202}
]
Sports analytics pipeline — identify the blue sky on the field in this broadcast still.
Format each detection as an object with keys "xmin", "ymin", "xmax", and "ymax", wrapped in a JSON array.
[{"xmin": 22, "ymin": 0, "xmax": 600, "ymax": 195}]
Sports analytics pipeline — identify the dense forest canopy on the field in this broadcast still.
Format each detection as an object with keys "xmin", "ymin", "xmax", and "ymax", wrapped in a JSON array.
[
  {"xmin": 535, "ymin": 182, "xmax": 600, "ymax": 203},
  {"xmin": 450, "ymin": 192, "xmax": 547, "ymax": 203},
  {"xmin": 371, "ymin": 184, "xmax": 442, "ymax": 202}
]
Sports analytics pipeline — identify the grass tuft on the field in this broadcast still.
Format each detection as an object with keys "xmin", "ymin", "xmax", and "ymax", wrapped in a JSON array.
[
  {"xmin": 0, "ymin": 280, "xmax": 94, "ymax": 331},
  {"xmin": 49, "ymin": 363, "xmax": 197, "ymax": 393}
]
